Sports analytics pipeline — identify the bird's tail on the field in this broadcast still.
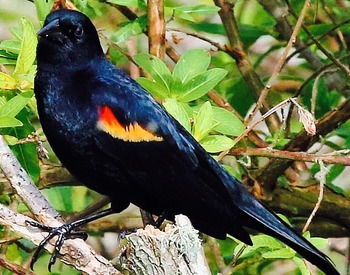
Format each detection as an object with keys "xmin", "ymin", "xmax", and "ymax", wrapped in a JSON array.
[{"xmin": 237, "ymin": 194, "xmax": 339, "ymax": 275}]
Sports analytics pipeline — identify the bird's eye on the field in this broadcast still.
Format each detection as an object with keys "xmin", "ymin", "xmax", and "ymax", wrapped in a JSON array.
[{"xmin": 73, "ymin": 26, "xmax": 83, "ymax": 38}]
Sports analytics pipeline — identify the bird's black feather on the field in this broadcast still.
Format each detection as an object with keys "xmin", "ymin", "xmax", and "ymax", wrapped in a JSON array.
[{"xmin": 34, "ymin": 9, "xmax": 340, "ymax": 274}]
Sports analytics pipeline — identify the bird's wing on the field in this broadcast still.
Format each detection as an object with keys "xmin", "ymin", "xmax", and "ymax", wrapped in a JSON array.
[
  {"xmin": 89, "ymin": 73, "xmax": 253, "ymax": 242},
  {"xmin": 91, "ymin": 74, "xmax": 199, "ymax": 168}
]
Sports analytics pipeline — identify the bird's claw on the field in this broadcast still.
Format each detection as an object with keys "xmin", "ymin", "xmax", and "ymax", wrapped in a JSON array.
[{"xmin": 27, "ymin": 220, "xmax": 87, "ymax": 271}]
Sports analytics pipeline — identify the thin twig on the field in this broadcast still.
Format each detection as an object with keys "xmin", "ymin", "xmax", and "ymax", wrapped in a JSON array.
[
  {"xmin": 245, "ymin": 0, "xmax": 312, "ymax": 127},
  {"xmin": 167, "ymin": 28, "xmax": 226, "ymax": 51},
  {"xmin": 302, "ymin": 160, "xmax": 326, "ymax": 233},
  {"xmin": 230, "ymin": 147, "xmax": 350, "ymax": 166},
  {"xmin": 286, "ymin": 0, "xmax": 350, "ymax": 75},
  {"xmin": 230, "ymin": 244, "xmax": 247, "ymax": 266},
  {"xmin": 0, "ymin": 255, "xmax": 35, "ymax": 275}
]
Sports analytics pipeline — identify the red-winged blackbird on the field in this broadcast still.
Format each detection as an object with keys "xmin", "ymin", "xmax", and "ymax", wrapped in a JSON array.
[{"xmin": 33, "ymin": 9, "xmax": 339, "ymax": 274}]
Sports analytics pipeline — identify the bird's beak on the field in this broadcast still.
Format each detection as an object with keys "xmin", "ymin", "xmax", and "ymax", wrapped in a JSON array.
[{"xmin": 37, "ymin": 19, "xmax": 65, "ymax": 43}]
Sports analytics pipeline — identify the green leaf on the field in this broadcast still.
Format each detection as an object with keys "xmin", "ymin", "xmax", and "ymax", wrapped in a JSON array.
[
  {"xmin": 261, "ymin": 247, "xmax": 296, "ymax": 259},
  {"xmin": 10, "ymin": 27, "xmax": 23, "ymax": 41},
  {"xmin": 309, "ymin": 237, "xmax": 328, "ymax": 250},
  {"xmin": 13, "ymin": 18, "xmax": 37, "ymax": 78},
  {"xmin": 5, "ymin": 243, "xmax": 21, "ymax": 261},
  {"xmin": 107, "ymin": 0, "xmax": 147, "ymax": 9},
  {"xmin": 110, "ymin": 16, "xmax": 147, "ymax": 44},
  {"xmin": 212, "ymin": 106, "xmax": 244, "ymax": 136},
  {"xmin": 0, "ymin": 116, "xmax": 23, "ymax": 128},
  {"xmin": 136, "ymin": 77, "xmax": 170, "ymax": 99},
  {"xmin": 174, "ymin": 5, "xmax": 220, "ymax": 15},
  {"xmin": 234, "ymin": 235, "xmax": 284, "ymax": 258},
  {"xmin": 303, "ymin": 232, "xmax": 328, "ymax": 250},
  {"xmin": 222, "ymin": 164, "xmax": 242, "ymax": 180},
  {"xmin": 45, "ymin": 186, "xmax": 72, "ymax": 211},
  {"xmin": 5, "ymin": 110, "xmax": 40, "ymax": 182},
  {"xmin": 251, "ymin": 235, "xmax": 284, "ymax": 250},
  {"xmin": 163, "ymin": 98, "xmax": 191, "ymax": 132},
  {"xmin": 326, "ymin": 165, "xmax": 345, "ymax": 184},
  {"xmin": 34, "ymin": 0, "xmax": 55, "ymax": 21},
  {"xmin": 173, "ymin": 10, "xmax": 196, "ymax": 22},
  {"xmin": 72, "ymin": 186, "xmax": 89, "ymax": 211},
  {"xmin": 201, "ymin": 135, "xmax": 235, "ymax": 153},
  {"xmin": 292, "ymin": 256, "xmax": 312, "ymax": 275},
  {"xmin": 172, "ymin": 49, "xmax": 210, "ymax": 83},
  {"xmin": 0, "ymin": 40, "xmax": 21, "ymax": 55},
  {"xmin": 0, "ymin": 57, "xmax": 17, "ymax": 65},
  {"xmin": 179, "ymin": 68, "xmax": 227, "ymax": 102},
  {"xmin": 277, "ymin": 213, "xmax": 292, "ymax": 226},
  {"xmin": 133, "ymin": 53, "xmax": 172, "ymax": 91},
  {"xmin": 0, "ymin": 91, "xmax": 33, "ymax": 117},
  {"xmin": 188, "ymin": 22, "xmax": 227, "ymax": 35},
  {"xmin": 3, "ymin": 135, "xmax": 18, "ymax": 145},
  {"xmin": 238, "ymin": 24, "xmax": 269, "ymax": 48},
  {"xmin": 193, "ymin": 101, "xmax": 214, "ymax": 141},
  {"xmin": 170, "ymin": 5, "xmax": 220, "ymax": 22},
  {"xmin": 0, "ymin": 72, "xmax": 17, "ymax": 89}
]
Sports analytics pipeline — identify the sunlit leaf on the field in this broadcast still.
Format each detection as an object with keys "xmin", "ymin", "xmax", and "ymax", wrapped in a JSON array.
[
  {"xmin": 0, "ymin": 40, "xmax": 21, "ymax": 55},
  {"xmin": 6, "ymin": 110, "xmax": 40, "ymax": 182},
  {"xmin": 34, "ymin": 0, "xmax": 55, "ymax": 22},
  {"xmin": 0, "ymin": 91, "xmax": 33, "ymax": 117},
  {"xmin": 292, "ymin": 256, "xmax": 311, "ymax": 275},
  {"xmin": 13, "ymin": 18, "xmax": 37, "ymax": 78},
  {"xmin": 172, "ymin": 49, "xmax": 210, "ymax": 83},
  {"xmin": 174, "ymin": 5, "xmax": 220, "ymax": 15},
  {"xmin": 107, "ymin": 0, "xmax": 147, "ymax": 9},
  {"xmin": 201, "ymin": 135, "xmax": 235, "ymax": 153},
  {"xmin": 134, "ymin": 53, "xmax": 172, "ymax": 91},
  {"xmin": 212, "ymin": 106, "xmax": 244, "ymax": 136},
  {"xmin": 179, "ymin": 68, "xmax": 227, "ymax": 102},
  {"xmin": 0, "ymin": 116, "xmax": 23, "ymax": 128},
  {"xmin": 193, "ymin": 101, "xmax": 214, "ymax": 140},
  {"xmin": 0, "ymin": 72, "xmax": 17, "ymax": 89},
  {"xmin": 261, "ymin": 247, "xmax": 295, "ymax": 259},
  {"xmin": 110, "ymin": 16, "xmax": 147, "ymax": 44},
  {"xmin": 163, "ymin": 98, "xmax": 191, "ymax": 132},
  {"xmin": 137, "ymin": 77, "xmax": 170, "ymax": 99}
]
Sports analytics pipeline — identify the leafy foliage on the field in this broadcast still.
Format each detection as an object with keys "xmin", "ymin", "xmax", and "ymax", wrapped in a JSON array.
[{"xmin": 0, "ymin": 0, "xmax": 348, "ymax": 274}]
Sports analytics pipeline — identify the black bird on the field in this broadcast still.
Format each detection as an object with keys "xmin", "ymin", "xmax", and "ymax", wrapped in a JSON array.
[{"xmin": 33, "ymin": 9, "xmax": 339, "ymax": 274}]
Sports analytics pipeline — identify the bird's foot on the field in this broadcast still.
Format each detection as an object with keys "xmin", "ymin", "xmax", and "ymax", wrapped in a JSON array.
[
  {"xmin": 119, "ymin": 228, "xmax": 138, "ymax": 239},
  {"xmin": 26, "ymin": 220, "xmax": 87, "ymax": 271},
  {"xmin": 154, "ymin": 210, "xmax": 168, "ymax": 227}
]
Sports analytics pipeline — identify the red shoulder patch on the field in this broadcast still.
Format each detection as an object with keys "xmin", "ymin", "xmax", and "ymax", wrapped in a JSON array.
[{"xmin": 97, "ymin": 106, "xmax": 163, "ymax": 142}]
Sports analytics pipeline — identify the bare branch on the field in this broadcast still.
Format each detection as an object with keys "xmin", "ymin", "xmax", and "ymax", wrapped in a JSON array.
[
  {"xmin": 246, "ymin": 0, "xmax": 312, "ymax": 126},
  {"xmin": 230, "ymin": 147, "xmax": 350, "ymax": 166}
]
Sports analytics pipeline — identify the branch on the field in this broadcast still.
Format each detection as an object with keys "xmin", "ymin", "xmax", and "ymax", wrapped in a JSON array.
[
  {"xmin": 230, "ymin": 147, "xmax": 350, "ymax": 165},
  {"xmin": 0, "ymin": 254, "xmax": 35, "ymax": 275},
  {"xmin": 266, "ymin": 185, "xmax": 350, "ymax": 237},
  {"xmin": 246, "ymin": 0, "xmax": 311, "ymax": 126},
  {"xmin": 120, "ymin": 215, "xmax": 211, "ymax": 275},
  {"xmin": 258, "ymin": 0, "xmax": 348, "ymax": 95},
  {"xmin": 256, "ymin": 96, "xmax": 350, "ymax": 192},
  {"xmin": 148, "ymin": 0, "xmax": 165, "ymax": 58},
  {"xmin": 213, "ymin": 0, "xmax": 281, "ymax": 133}
]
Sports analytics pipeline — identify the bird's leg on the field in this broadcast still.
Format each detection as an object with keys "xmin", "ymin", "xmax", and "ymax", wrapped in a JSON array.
[
  {"xmin": 27, "ymin": 208, "xmax": 114, "ymax": 271},
  {"xmin": 140, "ymin": 209, "xmax": 155, "ymax": 226},
  {"xmin": 139, "ymin": 209, "xmax": 168, "ymax": 228},
  {"xmin": 154, "ymin": 210, "xmax": 168, "ymax": 227}
]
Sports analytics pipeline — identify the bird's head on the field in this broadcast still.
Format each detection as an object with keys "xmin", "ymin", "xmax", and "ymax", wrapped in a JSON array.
[{"xmin": 37, "ymin": 9, "xmax": 104, "ymax": 70}]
